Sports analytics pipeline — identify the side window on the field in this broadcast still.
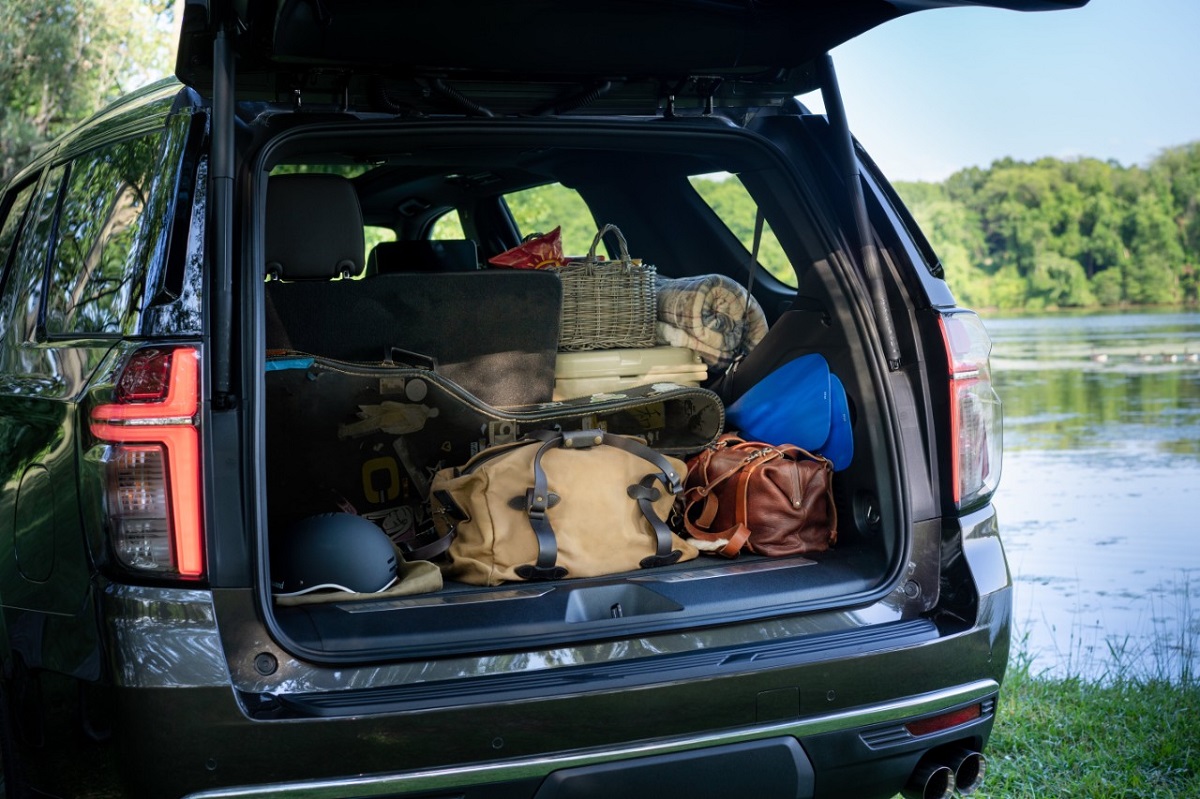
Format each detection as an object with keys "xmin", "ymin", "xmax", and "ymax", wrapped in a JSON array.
[
  {"xmin": 689, "ymin": 175, "xmax": 799, "ymax": 288},
  {"xmin": 44, "ymin": 133, "xmax": 164, "ymax": 335},
  {"xmin": 502, "ymin": 184, "xmax": 596, "ymax": 255},
  {"xmin": 0, "ymin": 166, "xmax": 67, "ymax": 347},
  {"xmin": 430, "ymin": 211, "xmax": 466, "ymax": 241}
]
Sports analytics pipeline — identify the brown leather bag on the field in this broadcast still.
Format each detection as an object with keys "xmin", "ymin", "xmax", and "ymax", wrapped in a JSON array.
[{"xmin": 681, "ymin": 434, "xmax": 837, "ymax": 557}]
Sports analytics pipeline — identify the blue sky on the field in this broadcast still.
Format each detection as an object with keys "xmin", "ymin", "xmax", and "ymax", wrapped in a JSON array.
[{"xmin": 801, "ymin": 0, "xmax": 1200, "ymax": 182}]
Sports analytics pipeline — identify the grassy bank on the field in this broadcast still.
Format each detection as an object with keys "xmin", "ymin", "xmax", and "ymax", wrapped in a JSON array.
[{"xmin": 968, "ymin": 657, "xmax": 1200, "ymax": 798}]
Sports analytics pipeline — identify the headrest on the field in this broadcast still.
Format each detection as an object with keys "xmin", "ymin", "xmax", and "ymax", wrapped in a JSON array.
[
  {"xmin": 265, "ymin": 174, "xmax": 365, "ymax": 280},
  {"xmin": 365, "ymin": 239, "xmax": 480, "ymax": 275}
]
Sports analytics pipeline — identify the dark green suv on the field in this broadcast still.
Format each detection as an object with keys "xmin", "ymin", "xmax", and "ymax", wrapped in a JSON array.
[{"xmin": 0, "ymin": 1, "xmax": 1085, "ymax": 797}]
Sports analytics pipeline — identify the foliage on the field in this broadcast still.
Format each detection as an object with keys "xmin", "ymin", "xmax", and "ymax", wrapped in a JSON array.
[
  {"xmin": 0, "ymin": 0, "xmax": 175, "ymax": 184},
  {"xmin": 896, "ymin": 144, "xmax": 1200, "ymax": 311},
  {"xmin": 503, "ymin": 183, "xmax": 599, "ymax": 257}
]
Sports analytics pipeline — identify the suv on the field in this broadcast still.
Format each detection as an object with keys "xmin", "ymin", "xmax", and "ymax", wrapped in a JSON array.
[{"xmin": 0, "ymin": 1, "xmax": 1084, "ymax": 797}]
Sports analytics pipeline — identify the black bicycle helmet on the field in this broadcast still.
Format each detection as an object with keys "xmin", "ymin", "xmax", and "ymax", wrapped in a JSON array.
[{"xmin": 272, "ymin": 513, "xmax": 398, "ymax": 596}]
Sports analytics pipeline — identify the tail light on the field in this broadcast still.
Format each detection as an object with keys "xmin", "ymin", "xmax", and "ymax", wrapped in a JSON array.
[
  {"xmin": 89, "ymin": 346, "xmax": 204, "ymax": 579},
  {"xmin": 938, "ymin": 311, "xmax": 1002, "ymax": 510}
]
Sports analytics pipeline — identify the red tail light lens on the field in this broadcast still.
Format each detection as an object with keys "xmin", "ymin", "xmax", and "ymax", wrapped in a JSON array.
[
  {"xmin": 90, "ymin": 347, "xmax": 204, "ymax": 578},
  {"xmin": 939, "ymin": 311, "xmax": 1003, "ymax": 510}
]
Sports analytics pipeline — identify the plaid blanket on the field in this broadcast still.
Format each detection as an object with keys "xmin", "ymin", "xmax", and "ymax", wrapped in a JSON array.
[{"xmin": 655, "ymin": 274, "xmax": 768, "ymax": 371}]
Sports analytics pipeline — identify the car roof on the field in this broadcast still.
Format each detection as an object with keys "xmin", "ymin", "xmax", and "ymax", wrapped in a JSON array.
[{"xmin": 176, "ymin": 0, "xmax": 1089, "ymax": 115}]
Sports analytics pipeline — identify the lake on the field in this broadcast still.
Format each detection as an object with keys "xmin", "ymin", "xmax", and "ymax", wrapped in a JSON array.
[{"xmin": 986, "ymin": 309, "xmax": 1200, "ymax": 682}]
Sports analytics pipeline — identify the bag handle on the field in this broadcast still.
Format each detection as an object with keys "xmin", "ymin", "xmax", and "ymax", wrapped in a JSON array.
[
  {"xmin": 514, "ymin": 429, "xmax": 685, "ymax": 580},
  {"xmin": 682, "ymin": 444, "xmax": 781, "ymax": 557},
  {"xmin": 587, "ymin": 223, "xmax": 633, "ymax": 267}
]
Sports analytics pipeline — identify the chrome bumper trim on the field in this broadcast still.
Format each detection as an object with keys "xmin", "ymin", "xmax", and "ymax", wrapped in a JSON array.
[{"xmin": 185, "ymin": 679, "xmax": 999, "ymax": 799}]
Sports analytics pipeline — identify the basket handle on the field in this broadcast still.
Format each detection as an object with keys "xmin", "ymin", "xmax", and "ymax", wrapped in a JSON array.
[{"xmin": 587, "ymin": 224, "xmax": 632, "ymax": 266}]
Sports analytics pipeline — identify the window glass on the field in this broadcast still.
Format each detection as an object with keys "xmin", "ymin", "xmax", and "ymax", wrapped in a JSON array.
[
  {"xmin": 44, "ymin": 133, "xmax": 164, "ymax": 335},
  {"xmin": 0, "ymin": 166, "xmax": 66, "ymax": 347},
  {"xmin": 269, "ymin": 164, "xmax": 373, "ymax": 179},
  {"xmin": 0, "ymin": 182, "xmax": 38, "ymax": 296},
  {"xmin": 689, "ymin": 175, "xmax": 798, "ymax": 288},
  {"xmin": 503, "ymin": 184, "xmax": 596, "ymax": 255},
  {"xmin": 143, "ymin": 156, "xmax": 206, "ymax": 336},
  {"xmin": 430, "ymin": 211, "xmax": 465, "ymax": 241}
]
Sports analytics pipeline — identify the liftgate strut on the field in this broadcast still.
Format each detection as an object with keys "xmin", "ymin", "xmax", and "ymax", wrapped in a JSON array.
[{"xmin": 817, "ymin": 54, "xmax": 903, "ymax": 371}]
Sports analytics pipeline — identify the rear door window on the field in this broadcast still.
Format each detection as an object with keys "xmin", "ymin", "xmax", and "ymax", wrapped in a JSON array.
[
  {"xmin": 0, "ymin": 166, "xmax": 66, "ymax": 347},
  {"xmin": 430, "ymin": 211, "xmax": 465, "ymax": 241},
  {"xmin": 502, "ymin": 184, "xmax": 595, "ymax": 256},
  {"xmin": 44, "ymin": 133, "xmax": 165, "ymax": 336}
]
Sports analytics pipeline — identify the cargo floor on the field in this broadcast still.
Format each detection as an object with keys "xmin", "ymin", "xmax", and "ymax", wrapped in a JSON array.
[{"xmin": 271, "ymin": 544, "xmax": 891, "ymax": 660}]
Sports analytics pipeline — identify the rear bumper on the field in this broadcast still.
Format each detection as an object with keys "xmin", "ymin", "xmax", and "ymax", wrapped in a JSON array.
[
  {"xmin": 107, "ymin": 599, "xmax": 1010, "ymax": 798},
  {"xmin": 173, "ymin": 678, "xmax": 998, "ymax": 799},
  {"xmin": 103, "ymin": 507, "xmax": 1011, "ymax": 799}
]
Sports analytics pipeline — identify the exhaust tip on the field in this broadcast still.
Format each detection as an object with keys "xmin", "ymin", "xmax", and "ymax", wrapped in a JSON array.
[
  {"xmin": 946, "ymin": 748, "xmax": 987, "ymax": 794},
  {"xmin": 901, "ymin": 760, "xmax": 955, "ymax": 799}
]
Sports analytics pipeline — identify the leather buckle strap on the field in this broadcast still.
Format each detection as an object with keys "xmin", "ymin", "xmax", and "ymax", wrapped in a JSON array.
[
  {"xmin": 519, "ymin": 429, "xmax": 683, "ymax": 577},
  {"xmin": 402, "ymin": 525, "xmax": 457, "ymax": 561},
  {"xmin": 627, "ymin": 475, "xmax": 684, "ymax": 567},
  {"xmin": 525, "ymin": 435, "xmax": 565, "ymax": 573},
  {"xmin": 598, "ymin": 431, "xmax": 683, "ymax": 494}
]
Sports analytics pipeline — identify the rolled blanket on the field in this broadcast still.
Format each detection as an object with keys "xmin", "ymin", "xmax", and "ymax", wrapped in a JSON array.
[{"xmin": 655, "ymin": 274, "xmax": 768, "ymax": 370}]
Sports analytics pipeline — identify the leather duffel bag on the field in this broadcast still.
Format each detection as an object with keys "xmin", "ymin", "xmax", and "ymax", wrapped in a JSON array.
[
  {"xmin": 681, "ymin": 433, "xmax": 837, "ymax": 557},
  {"xmin": 431, "ymin": 429, "xmax": 699, "ymax": 586}
]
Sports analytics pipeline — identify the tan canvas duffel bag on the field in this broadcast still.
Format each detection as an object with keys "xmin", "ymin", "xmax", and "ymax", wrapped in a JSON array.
[{"xmin": 431, "ymin": 429, "xmax": 698, "ymax": 586}]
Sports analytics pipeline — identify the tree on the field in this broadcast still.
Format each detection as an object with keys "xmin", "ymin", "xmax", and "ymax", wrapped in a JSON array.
[
  {"xmin": 1150, "ymin": 142, "xmax": 1200, "ymax": 285},
  {"xmin": 1122, "ymin": 193, "xmax": 1185, "ymax": 304},
  {"xmin": 0, "ymin": 0, "xmax": 176, "ymax": 184},
  {"xmin": 895, "ymin": 144, "xmax": 1200, "ymax": 310}
]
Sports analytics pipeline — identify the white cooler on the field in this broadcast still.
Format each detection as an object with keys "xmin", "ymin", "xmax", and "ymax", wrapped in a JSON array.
[{"xmin": 553, "ymin": 346, "xmax": 708, "ymax": 399}]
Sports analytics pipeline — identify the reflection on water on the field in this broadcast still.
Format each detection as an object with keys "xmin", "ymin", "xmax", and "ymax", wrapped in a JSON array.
[{"xmin": 987, "ymin": 310, "xmax": 1200, "ymax": 681}]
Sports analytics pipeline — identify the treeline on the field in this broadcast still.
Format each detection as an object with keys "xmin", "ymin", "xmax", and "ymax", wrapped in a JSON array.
[
  {"xmin": 0, "ymin": 0, "xmax": 175, "ymax": 185},
  {"xmin": 893, "ymin": 143, "xmax": 1200, "ymax": 310}
]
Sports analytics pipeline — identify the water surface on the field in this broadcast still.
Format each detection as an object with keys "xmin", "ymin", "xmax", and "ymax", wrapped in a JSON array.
[{"xmin": 987, "ymin": 310, "xmax": 1200, "ymax": 681}]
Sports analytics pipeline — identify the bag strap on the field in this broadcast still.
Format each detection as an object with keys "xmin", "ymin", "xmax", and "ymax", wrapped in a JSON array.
[
  {"xmin": 417, "ymin": 488, "xmax": 475, "ymax": 562},
  {"xmin": 515, "ymin": 429, "xmax": 685, "ymax": 579}
]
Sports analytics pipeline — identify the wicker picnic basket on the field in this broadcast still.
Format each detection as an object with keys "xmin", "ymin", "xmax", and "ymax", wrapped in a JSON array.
[{"xmin": 555, "ymin": 224, "xmax": 657, "ymax": 351}]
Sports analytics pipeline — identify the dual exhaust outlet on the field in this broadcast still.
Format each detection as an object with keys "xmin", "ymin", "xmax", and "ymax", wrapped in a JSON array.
[{"xmin": 902, "ymin": 748, "xmax": 987, "ymax": 799}]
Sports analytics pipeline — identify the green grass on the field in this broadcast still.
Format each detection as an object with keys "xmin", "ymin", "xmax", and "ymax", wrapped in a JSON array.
[
  {"xmin": 969, "ymin": 654, "xmax": 1200, "ymax": 798},
  {"xmin": 893, "ymin": 599, "xmax": 1200, "ymax": 799},
  {"xmin": 957, "ymin": 573, "xmax": 1200, "ymax": 797}
]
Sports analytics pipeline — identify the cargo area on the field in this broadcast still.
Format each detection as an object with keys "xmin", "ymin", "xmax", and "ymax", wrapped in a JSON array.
[{"xmin": 256, "ymin": 118, "xmax": 911, "ymax": 661}]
